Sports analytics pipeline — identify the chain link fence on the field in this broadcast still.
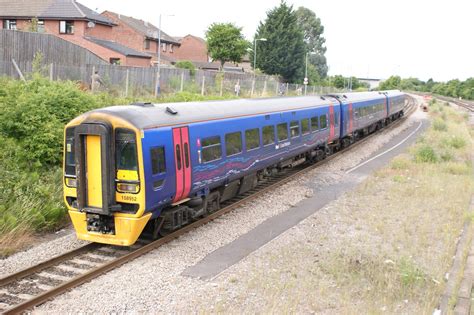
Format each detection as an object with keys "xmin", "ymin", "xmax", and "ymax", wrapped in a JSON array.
[{"xmin": 0, "ymin": 59, "xmax": 341, "ymax": 98}]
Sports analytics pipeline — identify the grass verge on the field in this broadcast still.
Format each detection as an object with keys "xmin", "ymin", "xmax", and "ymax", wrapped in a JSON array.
[{"xmin": 193, "ymin": 101, "xmax": 473, "ymax": 313}]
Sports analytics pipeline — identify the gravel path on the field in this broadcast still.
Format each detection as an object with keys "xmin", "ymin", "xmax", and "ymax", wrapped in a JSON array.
[{"xmin": 1, "ymin": 96, "xmax": 423, "ymax": 313}]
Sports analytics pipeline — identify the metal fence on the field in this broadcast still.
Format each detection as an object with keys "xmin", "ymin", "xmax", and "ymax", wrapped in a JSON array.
[{"xmin": 0, "ymin": 59, "xmax": 340, "ymax": 98}]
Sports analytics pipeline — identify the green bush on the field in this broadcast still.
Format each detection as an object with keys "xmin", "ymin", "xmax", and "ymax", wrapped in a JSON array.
[
  {"xmin": 175, "ymin": 60, "xmax": 196, "ymax": 76},
  {"xmin": 446, "ymin": 136, "xmax": 466, "ymax": 149},
  {"xmin": 0, "ymin": 76, "xmax": 101, "ymax": 166},
  {"xmin": 414, "ymin": 145, "xmax": 438, "ymax": 163},
  {"xmin": 432, "ymin": 118, "xmax": 447, "ymax": 132}
]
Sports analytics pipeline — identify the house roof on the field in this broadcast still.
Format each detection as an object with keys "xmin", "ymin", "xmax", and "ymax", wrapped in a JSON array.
[
  {"xmin": 191, "ymin": 61, "xmax": 220, "ymax": 70},
  {"xmin": 103, "ymin": 11, "xmax": 180, "ymax": 45},
  {"xmin": 0, "ymin": 0, "xmax": 115, "ymax": 26},
  {"xmin": 85, "ymin": 37, "xmax": 151, "ymax": 58},
  {"xmin": 175, "ymin": 34, "xmax": 206, "ymax": 45}
]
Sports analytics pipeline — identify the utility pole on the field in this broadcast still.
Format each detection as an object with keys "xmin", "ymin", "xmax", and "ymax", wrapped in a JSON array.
[{"xmin": 155, "ymin": 14, "xmax": 174, "ymax": 97}]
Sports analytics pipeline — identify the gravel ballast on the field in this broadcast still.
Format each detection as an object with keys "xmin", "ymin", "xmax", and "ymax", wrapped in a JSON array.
[{"xmin": 1, "ymin": 97, "xmax": 424, "ymax": 313}]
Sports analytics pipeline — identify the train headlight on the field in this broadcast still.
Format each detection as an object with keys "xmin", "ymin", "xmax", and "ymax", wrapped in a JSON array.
[
  {"xmin": 117, "ymin": 183, "xmax": 139, "ymax": 193},
  {"xmin": 65, "ymin": 177, "xmax": 77, "ymax": 188}
]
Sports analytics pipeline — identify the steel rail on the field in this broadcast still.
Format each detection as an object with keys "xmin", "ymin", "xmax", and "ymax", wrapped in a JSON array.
[{"xmin": 1, "ymin": 96, "xmax": 417, "ymax": 315}]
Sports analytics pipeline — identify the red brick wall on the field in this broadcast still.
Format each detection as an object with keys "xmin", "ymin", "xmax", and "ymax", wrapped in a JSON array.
[
  {"xmin": 101, "ymin": 12, "xmax": 144, "ymax": 51},
  {"xmin": 126, "ymin": 56, "xmax": 151, "ymax": 67},
  {"xmin": 101, "ymin": 11, "xmax": 177, "ymax": 64},
  {"xmin": 174, "ymin": 35, "xmax": 208, "ymax": 62},
  {"xmin": 84, "ymin": 23, "xmax": 113, "ymax": 40}
]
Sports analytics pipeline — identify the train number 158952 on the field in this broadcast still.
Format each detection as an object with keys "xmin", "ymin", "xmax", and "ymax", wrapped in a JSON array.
[{"xmin": 119, "ymin": 195, "xmax": 137, "ymax": 202}]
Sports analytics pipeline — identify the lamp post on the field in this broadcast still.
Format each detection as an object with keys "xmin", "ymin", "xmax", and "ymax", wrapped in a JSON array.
[
  {"xmin": 253, "ymin": 38, "xmax": 267, "ymax": 74},
  {"xmin": 304, "ymin": 51, "xmax": 316, "ymax": 95},
  {"xmin": 155, "ymin": 14, "xmax": 174, "ymax": 96}
]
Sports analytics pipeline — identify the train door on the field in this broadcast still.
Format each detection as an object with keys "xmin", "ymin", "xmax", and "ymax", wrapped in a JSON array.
[
  {"xmin": 329, "ymin": 105, "xmax": 335, "ymax": 141},
  {"xmin": 384, "ymin": 95, "xmax": 389, "ymax": 117},
  {"xmin": 74, "ymin": 123, "xmax": 114, "ymax": 215},
  {"xmin": 172, "ymin": 126, "xmax": 192, "ymax": 202},
  {"xmin": 86, "ymin": 135, "xmax": 103, "ymax": 208}
]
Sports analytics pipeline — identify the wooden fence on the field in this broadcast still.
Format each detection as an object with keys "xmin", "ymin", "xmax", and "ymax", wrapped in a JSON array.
[
  {"xmin": 0, "ymin": 29, "xmax": 107, "ymax": 66},
  {"xmin": 0, "ymin": 29, "xmax": 339, "ymax": 97}
]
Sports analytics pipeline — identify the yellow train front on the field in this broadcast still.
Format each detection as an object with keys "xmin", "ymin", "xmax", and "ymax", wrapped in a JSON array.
[{"xmin": 63, "ymin": 110, "xmax": 150, "ymax": 246}]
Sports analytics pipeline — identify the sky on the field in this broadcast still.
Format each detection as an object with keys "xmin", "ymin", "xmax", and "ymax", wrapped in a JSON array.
[{"xmin": 80, "ymin": 0, "xmax": 473, "ymax": 82}]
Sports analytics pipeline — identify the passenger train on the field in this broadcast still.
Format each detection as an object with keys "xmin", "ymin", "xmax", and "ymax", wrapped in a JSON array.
[{"xmin": 63, "ymin": 90, "xmax": 406, "ymax": 246}]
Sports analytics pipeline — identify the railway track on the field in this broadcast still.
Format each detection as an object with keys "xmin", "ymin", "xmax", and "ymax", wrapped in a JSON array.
[
  {"xmin": 435, "ymin": 95, "xmax": 474, "ymax": 112},
  {"xmin": 0, "ymin": 96, "xmax": 417, "ymax": 314},
  {"xmin": 413, "ymin": 92, "xmax": 474, "ymax": 112}
]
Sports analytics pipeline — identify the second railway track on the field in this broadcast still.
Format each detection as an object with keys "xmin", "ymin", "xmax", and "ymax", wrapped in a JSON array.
[{"xmin": 0, "ymin": 95, "xmax": 418, "ymax": 314}]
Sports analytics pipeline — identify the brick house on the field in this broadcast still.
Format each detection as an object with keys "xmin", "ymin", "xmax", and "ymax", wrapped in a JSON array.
[
  {"xmin": 101, "ymin": 11, "xmax": 180, "ymax": 66},
  {"xmin": 173, "ymin": 35, "xmax": 209, "ymax": 63},
  {"xmin": 0, "ymin": 0, "xmax": 151, "ymax": 66}
]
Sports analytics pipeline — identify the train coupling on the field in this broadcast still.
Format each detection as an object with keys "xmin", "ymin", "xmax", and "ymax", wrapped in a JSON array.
[{"xmin": 86, "ymin": 213, "xmax": 115, "ymax": 234}]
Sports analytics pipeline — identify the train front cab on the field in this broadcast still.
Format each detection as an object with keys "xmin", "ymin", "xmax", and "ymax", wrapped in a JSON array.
[{"xmin": 63, "ymin": 113, "xmax": 150, "ymax": 246}]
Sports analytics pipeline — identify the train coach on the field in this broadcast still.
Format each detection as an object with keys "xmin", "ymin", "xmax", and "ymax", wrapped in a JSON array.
[{"xmin": 63, "ymin": 90, "xmax": 406, "ymax": 246}]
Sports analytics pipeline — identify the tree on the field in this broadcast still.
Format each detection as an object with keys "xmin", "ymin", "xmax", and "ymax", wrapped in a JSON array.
[
  {"xmin": 295, "ymin": 7, "xmax": 328, "ymax": 78},
  {"xmin": 28, "ymin": 17, "xmax": 39, "ymax": 32},
  {"xmin": 379, "ymin": 76, "xmax": 401, "ymax": 90},
  {"xmin": 332, "ymin": 75, "xmax": 345, "ymax": 89},
  {"xmin": 205, "ymin": 23, "xmax": 248, "ymax": 70},
  {"xmin": 253, "ymin": 1, "xmax": 305, "ymax": 83}
]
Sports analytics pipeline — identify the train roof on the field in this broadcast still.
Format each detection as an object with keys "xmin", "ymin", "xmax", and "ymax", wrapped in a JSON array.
[
  {"xmin": 329, "ymin": 91, "xmax": 386, "ymax": 103},
  {"xmin": 91, "ymin": 96, "xmax": 339, "ymax": 130}
]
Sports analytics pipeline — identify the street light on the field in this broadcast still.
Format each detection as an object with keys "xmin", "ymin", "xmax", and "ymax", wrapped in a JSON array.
[
  {"xmin": 253, "ymin": 37, "xmax": 267, "ymax": 74},
  {"xmin": 304, "ymin": 51, "xmax": 316, "ymax": 95},
  {"xmin": 155, "ymin": 14, "xmax": 174, "ymax": 96}
]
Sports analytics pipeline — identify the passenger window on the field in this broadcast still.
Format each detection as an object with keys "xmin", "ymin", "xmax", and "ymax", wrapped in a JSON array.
[
  {"xmin": 151, "ymin": 146, "xmax": 166, "ymax": 174},
  {"xmin": 311, "ymin": 116, "xmax": 319, "ymax": 131},
  {"xmin": 184, "ymin": 143, "xmax": 190, "ymax": 168},
  {"xmin": 320, "ymin": 115, "xmax": 327, "ymax": 129},
  {"xmin": 277, "ymin": 123, "xmax": 288, "ymax": 142},
  {"xmin": 334, "ymin": 113, "xmax": 339, "ymax": 126},
  {"xmin": 245, "ymin": 128, "xmax": 260, "ymax": 151},
  {"xmin": 301, "ymin": 118, "xmax": 310, "ymax": 135},
  {"xmin": 262, "ymin": 125, "xmax": 275, "ymax": 146},
  {"xmin": 225, "ymin": 132, "xmax": 242, "ymax": 156},
  {"xmin": 175, "ymin": 145, "xmax": 182, "ymax": 170},
  {"xmin": 290, "ymin": 121, "xmax": 299, "ymax": 138},
  {"xmin": 202, "ymin": 136, "xmax": 222, "ymax": 163}
]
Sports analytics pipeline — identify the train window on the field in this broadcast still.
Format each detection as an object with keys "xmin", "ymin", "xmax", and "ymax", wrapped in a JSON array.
[
  {"xmin": 311, "ymin": 116, "xmax": 319, "ymax": 131},
  {"xmin": 277, "ymin": 123, "xmax": 288, "ymax": 141},
  {"xmin": 184, "ymin": 143, "xmax": 190, "ymax": 168},
  {"xmin": 65, "ymin": 127, "xmax": 75, "ymax": 175},
  {"xmin": 245, "ymin": 128, "xmax": 260, "ymax": 151},
  {"xmin": 175, "ymin": 145, "xmax": 182, "ymax": 170},
  {"xmin": 151, "ymin": 146, "xmax": 166, "ymax": 174},
  {"xmin": 301, "ymin": 118, "xmax": 310, "ymax": 135},
  {"xmin": 225, "ymin": 132, "xmax": 242, "ymax": 156},
  {"xmin": 319, "ymin": 115, "xmax": 327, "ymax": 129},
  {"xmin": 262, "ymin": 125, "xmax": 275, "ymax": 146},
  {"xmin": 290, "ymin": 121, "xmax": 300, "ymax": 138},
  {"xmin": 202, "ymin": 136, "xmax": 222, "ymax": 163},
  {"xmin": 116, "ymin": 129, "xmax": 138, "ymax": 171},
  {"xmin": 334, "ymin": 112, "xmax": 339, "ymax": 126}
]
